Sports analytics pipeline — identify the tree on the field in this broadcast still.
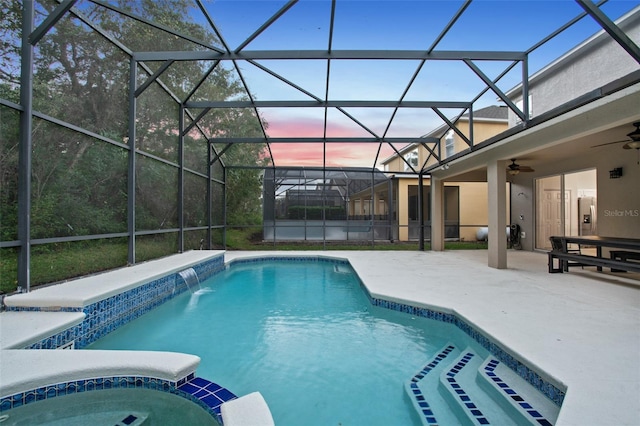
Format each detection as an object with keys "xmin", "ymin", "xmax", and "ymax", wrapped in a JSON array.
[{"xmin": 0, "ymin": 1, "xmax": 267, "ymax": 247}]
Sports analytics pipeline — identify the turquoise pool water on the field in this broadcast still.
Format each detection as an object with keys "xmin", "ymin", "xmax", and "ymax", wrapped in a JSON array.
[{"xmin": 88, "ymin": 259, "xmax": 479, "ymax": 425}]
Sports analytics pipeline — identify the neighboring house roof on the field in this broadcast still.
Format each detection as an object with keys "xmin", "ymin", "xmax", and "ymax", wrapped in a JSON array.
[
  {"xmin": 471, "ymin": 105, "xmax": 508, "ymax": 121},
  {"xmin": 381, "ymin": 105, "xmax": 508, "ymax": 164}
]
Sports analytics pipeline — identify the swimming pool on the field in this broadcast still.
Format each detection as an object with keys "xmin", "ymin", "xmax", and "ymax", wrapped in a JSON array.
[{"xmin": 88, "ymin": 257, "xmax": 560, "ymax": 425}]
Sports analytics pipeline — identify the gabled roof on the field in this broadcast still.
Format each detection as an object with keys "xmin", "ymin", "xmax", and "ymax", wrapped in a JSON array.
[{"xmin": 471, "ymin": 105, "xmax": 509, "ymax": 121}]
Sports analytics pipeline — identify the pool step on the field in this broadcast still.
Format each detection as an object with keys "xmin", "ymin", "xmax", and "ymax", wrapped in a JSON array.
[
  {"xmin": 407, "ymin": 344, "xmax": 559, "ymax": 425},
  {"xmin": 39, "ymin": 411, "xmax": 150, "ymax": 426},
  {"xmin": 114, "ymin": 412, "xmax": 150, "ymax": 426},
  {"xmin": 405, "ymin": 343, "xmax": 461, "ymax": 425},
  {"xmin": 479, "ymin": 358, "xmax": 558, "ymax": 425},
  {"xmin": 439, "ymin": 348, "xmax": 495, "ymax": 425}
]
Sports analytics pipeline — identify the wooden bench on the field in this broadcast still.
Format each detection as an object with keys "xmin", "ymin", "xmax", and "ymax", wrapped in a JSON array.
[
  {"xmin": 548, "ymin": 251, "xmax": 640, "ymax": 273},
  {"xmin": 548, "ymin": 237, "xmax": 640, "ymax": 274},
  {"xmin": 609, "ymin": 250, "xmax": 640, "ymax": 272}
]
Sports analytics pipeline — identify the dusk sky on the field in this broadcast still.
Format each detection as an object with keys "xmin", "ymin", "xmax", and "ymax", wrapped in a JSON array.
[{"xmin": 190, "ymin": 0, "xmax": 638, "ymax": 168}]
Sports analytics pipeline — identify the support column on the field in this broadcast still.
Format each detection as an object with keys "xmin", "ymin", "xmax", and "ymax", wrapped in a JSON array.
[
  {"xmin": 418, "ymin": 173, "xmax": 424, "ymax": 250},
  {"xmin": 206, "ymin": 141, "xmax": 212, "ymax": 249},
  {"xmin": 127, "ymin": 59, "xmax": 137, "ymax": 265},
  {"xmin": 17, "ymin": 1, "xmax": 34, "ymax": 292},
  {"xmin": 178, "ymin": 105, "xmax": 185, "ymax": 253},
  {"xmin": 487, "ymin": 160, "xmax": 507, "ymax": 269},
  {"xmin": 431, "ymin": 175, "xmax": 445, "ymax": 251}
]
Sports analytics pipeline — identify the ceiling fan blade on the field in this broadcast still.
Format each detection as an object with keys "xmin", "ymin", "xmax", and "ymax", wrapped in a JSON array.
[
  {"xmin": 518, "ymin": 166, "xmax": 535, "ymax": 172},
  {"xmin": 590, "ymin": 140, "xmax": 628, "ymax": 148},
  {"xmin": 623, "ymin": 142, "xmax": 640, "ymax": 150}
]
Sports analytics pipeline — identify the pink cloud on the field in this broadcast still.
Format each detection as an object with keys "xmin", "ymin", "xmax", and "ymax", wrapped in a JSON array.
[
  {"xmin": 265, "ymin": 117, "xmax": 395, "ymax": 167},
  {"xmin": 266, "ymin": 141, "xmax": 394, "ymax": 168}
]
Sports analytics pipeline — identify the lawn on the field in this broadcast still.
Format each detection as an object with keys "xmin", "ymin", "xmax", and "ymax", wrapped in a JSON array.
[{"xmin": 1, "ymin": 229, "xmax": 487, "ymax": 294}]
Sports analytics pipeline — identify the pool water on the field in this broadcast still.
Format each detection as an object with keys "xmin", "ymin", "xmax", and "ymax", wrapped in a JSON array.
[
  {"xmin": 88, "ymin": 260, "xmax": 478, "ymax": 425},
  {"xmin": 0, "ymin": 388, "xmax": 216, "ymax": 425}
]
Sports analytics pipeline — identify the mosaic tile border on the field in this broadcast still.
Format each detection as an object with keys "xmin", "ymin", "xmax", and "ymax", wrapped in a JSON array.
[
  {"xmin": 483, "ymin": 359, "xmax": 554, "ymax": 426},
  {"xmin": 177, "ymin": 376, "xmax": 237, "ymax": 424},
  {"xmin": 0, "ymin": 373, "xmax": 235, "ymax": 424},
  {"xmin": 443, "ymin": 352, "xmax": 490, "ymax": 425},
  {"xmin": 227, "ymin": 255, "xmax": 350, "ymax": 268},
  {"xmin": 365, "ymin": 292, "xmax": 565, "ymax": 407},
  {"xmin": 26, "ymin": 322, "xmax": 83, "ymax": 350},
  {"xmin": 7, "ymin": 255, "xmax": 225, "ymax": 350}
]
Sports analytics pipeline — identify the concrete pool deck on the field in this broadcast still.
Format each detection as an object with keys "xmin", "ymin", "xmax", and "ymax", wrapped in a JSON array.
[
  {"xmin": 225, "ymin": 249, "xmax": 640, "ymax": 426},
  {"xmin": 1, "ymin": 249, "xmax": 638, "ymax": 425}
]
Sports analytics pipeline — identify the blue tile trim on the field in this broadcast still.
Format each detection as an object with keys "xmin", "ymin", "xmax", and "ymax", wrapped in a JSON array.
[
  {"xmin": 483, "ymin": 359, "xmax": 554, "ymax": 426},
  {"xmin": 407, "ymin": 344, "xmax": 456, "ymax": 425},
  {"xmin": 443, "ymin": 352, "xmax": 490, "ymax": 425},
  {"xmin": 0, "ymin": 373, "xmax": 234, "ymax": 424},
  {"xmin": 26, "ymin": 322, "xmax": 83, "ymax": 350},
  {"xmin": 227, "ymin": 255, "xmax": 349, "ymax": 268},
  {"xmin": 6, "ymin": 255, "xmax": 225, "ymax": 349},
  {"xmin": 364, "ymin": 289, "xmax": 565, "ymax": 407},
  {"xmin": 177, "ymin": 377, "xmax": 237, "ymax": 425}
]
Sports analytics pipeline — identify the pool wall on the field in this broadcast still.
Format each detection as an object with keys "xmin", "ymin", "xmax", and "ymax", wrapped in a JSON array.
[
  {"xmin": 4, "ymin": 254, "xmax": 225, "ymax": 349},
  {"xmin": 1, "ymin": 252, "xmax": 564, "ymax": 422},
  {"xmin": 366, "ymin": 295, "xmax": 565, "ymax": 407}
]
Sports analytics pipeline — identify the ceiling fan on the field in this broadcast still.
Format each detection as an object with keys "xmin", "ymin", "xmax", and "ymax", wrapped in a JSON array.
[
  {"xmin": 591, "ymin": 121, "xmax": 640, "ymax": 150},
  {"xmin": 507, "ymin": 159, "xmax": 534, "ymax": 175}
]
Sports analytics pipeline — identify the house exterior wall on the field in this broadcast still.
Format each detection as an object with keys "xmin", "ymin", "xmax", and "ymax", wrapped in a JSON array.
[
  {"xmin": 508, "ymin": 122, "xmax": 640, "ymax": 252},
  {"xmin": 384, "ymin": 155, "xmax": 408, "ymax": 172},
  {"xmin": 459, "ymin": 182, "xmax": 489, "ymax": 241},
  {"xmin": 392, "ymin": 178, "xmax": 503, "ymax": 242},
  {"xmin": 382, "ymin": 117, "xmax": 509, "ymax": 242},
  {"xmin": 507, "ymin": 10, "xmax": 640, "ymax": 126},
  {"xmin": 444, "ymin": 120, "xmax": 510, "ymax": 160},
  {"xmin": 505, "ymin": 9, "xmax": 640, "ymax": 248}
]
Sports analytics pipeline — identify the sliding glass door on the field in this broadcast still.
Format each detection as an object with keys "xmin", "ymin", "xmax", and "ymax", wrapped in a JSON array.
[{"xmin": 535, "ymin": 170, "xmax": 596, "ymax": 250}]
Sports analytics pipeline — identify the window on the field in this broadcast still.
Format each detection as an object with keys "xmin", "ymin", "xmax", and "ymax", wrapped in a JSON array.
[
  {"xmin": 515, "ymin": 95, "xmax": 533, "ymax": 124},
  {"xmin": 445, "ymin": 129, "xmax": 455, "ymax": 158},
  {"xmin": 404, "ymin": 149, "xmax": 418, "ymax": 171}
]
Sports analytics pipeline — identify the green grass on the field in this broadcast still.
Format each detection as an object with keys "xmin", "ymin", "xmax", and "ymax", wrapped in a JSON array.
[
  {"xmin": 224, "ymin": 228, "xmax": 488, "ymax": 251},
  {"xmin": 1, "ymin": 242, "xmax": 127, "ymax": 294},
  {"xmin": 1, "ymin": 230, "xmax": 486, "ymax": 294},
  {"xmin": 0, "ymin": 237, "xmax": 178, "ymax": 294}
]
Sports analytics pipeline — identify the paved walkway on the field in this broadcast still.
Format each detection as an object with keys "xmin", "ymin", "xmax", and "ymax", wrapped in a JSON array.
[{"xmin": 226, "ymin": 250, "xmax": 640, "ymax": 426}]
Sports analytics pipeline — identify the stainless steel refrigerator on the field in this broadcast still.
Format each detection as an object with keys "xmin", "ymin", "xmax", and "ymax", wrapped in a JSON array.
[{"xmin": 578, "ymin": 197, "xmax": 597, "ymax": 236}]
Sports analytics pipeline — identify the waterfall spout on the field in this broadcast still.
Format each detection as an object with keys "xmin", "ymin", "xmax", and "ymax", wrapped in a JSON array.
[{"xmin": 178, "ymin": 267, "xmax": 201, "ymax": 293}]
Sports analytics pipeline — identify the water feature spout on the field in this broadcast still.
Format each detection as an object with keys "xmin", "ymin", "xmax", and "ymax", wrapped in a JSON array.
[{"xmin": 178, "ymin": 267, "xmax": 201, "ymax": 293}]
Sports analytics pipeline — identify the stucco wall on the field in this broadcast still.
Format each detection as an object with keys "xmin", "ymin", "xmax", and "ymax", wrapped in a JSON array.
[
  {"xmin": 458, "ymin": 182, "xmax": 489, "ymax": 241},
  {"xmin": 448, "ymin": 121, "xmax": 509, "ymax": 159},
  {"xmin": 508, "ymin": 10, "xmax": 640, "ymax": 126},
  {"xmin": 510, "ymin": 143, "xmax": 640, "ymax": 250}
]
